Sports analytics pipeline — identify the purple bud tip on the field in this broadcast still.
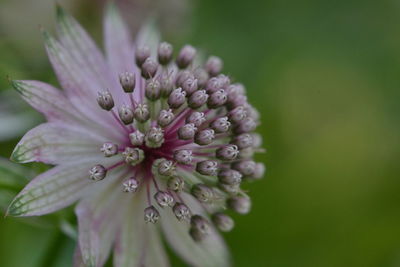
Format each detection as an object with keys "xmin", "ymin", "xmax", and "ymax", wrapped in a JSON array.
[
  {"xmin": 196, "ymin": 160, "xmax": 219, "ymax": 176},
  {"xmin": 100, "ymin": 142, "xmax": 118, "ymax": 157},
  {"xmin": 122, "ymin": 147, "xmax": 145, "ymax": 166},
  {"xmin": 176, "ymin": 45, "xmax": 196, "ymax": 69},
  {"xmin": 191, "ymin": 183, "xmax": 214, "ymax": 202},
  {"xmin": 96, "ymin": 91, "xmax": 114, "ymax": 111},
  {"xmin": 176, "ymin": 70, "xmax": 193, "ymax": 88},
  {"xmin": 218, "ymin": 183, "xmax": 240, "ymax": 195},
  {"xmin": 205, "ymin": 56, "xmax": 223, "ymax": 77},
  {"xmin": 234, "ymin": 117, "xmax": 257, "ymax": 134},
  {"xmin": 216, "ymin": 144, "xmax": 239, "ymax": 161},
  {"xmin": 193, "ymin": 68, "xmax": 209, "ymax": 88},
  {"xmin": 167, "ymin": 176, "xmax": 185, "ymax": 192},
  {"xmin": 232, "ymin": 133, "xmax": 253, "ymax": 149},
  {"xmin": 232, "ymin": 160, "xmax": 256, "ymax": 176},
  {"xmin": 119, "ymin": 72, "xmax": 136, "ymax": 93},
  {"xmin": 136, "ymin": 46, "xmax": 151, "ymax": 67},
  {"xmin": 158, "ymin": 159, "xmax": 175, "ymax": 176},
  {"xmin": 145, "ymin": 78, "xmax": 161, "ymax": 100},
  {"xmin": 144, "ymin": 205, "xmax": 160, "ymax": 223},
  {"xmin": 211, "ymin": 116, "xmax": 231, "ymax": 133},
  {"xmin": 89, "ymin": 164, "xmax": 107, "ymax": 181},
  {"xmin": 174, "ymin": 149, "xmax": 193, "ymax": 165},
  {"xmin": 129, "ymin": 130, "xmax": 145, "ymax": 146},
  {"xmin": 182, "ymin": 77, "xmax": 199, "ymax": 96},
  {"xmin": 227, "ymin": 196, "xmax": 251, "ymax": 214},
  {"xmin": 229, "ymin": 106, "xmax": 247, "ymax": 124},
  {"xmin": 122, "ymin": 177, "xmax": 140, "ymax": 193},
  {"xmin": 118, "ymin": 105, "xmax": 134, "ymax": 125},
  {"xmin": 186, "ymin": 111, "xmax": 206, "ymax": 127},
  {"xmin": 168, "ymin": 88, "xmax": 187, "ymax": 109},
  {"xmin": 194, "ymin": 128, "xmax": 215, "ymax": 146},
  {"xmin": 250, "ymin": 163, "xmax": 266, "ymax": 180},
  {"xmin": 216, "ymin": 74, "xmax": 231, "ymax": 89},
  {"xmin": 134, "ymin": 103, "xmax": 150, "ymax": 123},
  {"xmin": 154, "ymin": 191, "xmax": 175, "ymax": 207},
  {"xmin": 145, "ymin": 126, "xmax": 164, "ymax": 148},
  {"xmin": 212, "ymin": 212, "xmax": 234, "ymax": 232},
  {"xmin": 188, "ymin": 90, "xmax": 208, "ymax": 109},
  {"xmin": 178, "ymin": 123, "xmax": 197, "ymax": 140},
  {"xmin": 158, "ymin": 109, "xmax": 175, "ymax": 127},
  {"xmin": 141, "ymin": 58, "xmax": 159, "ymax": 79},
  {"xmin": 218, "ymin": 169, "xmax": 242, "ymax": 185},
  {"xmin": 158, "ymin": 42, "xmax": 173, "ymax": 65},
  {"xmin": 208, "ymin": 89, "xmax": 228, "ymax": 108},
  {"xmin": 173, "ymin": 202, "xmax": 191, "ymax": 221}
]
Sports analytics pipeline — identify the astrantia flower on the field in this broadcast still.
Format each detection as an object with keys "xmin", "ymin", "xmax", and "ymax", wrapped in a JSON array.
[{"xmin": 7, "ymin": 5, "xmax": 265, "ymax": 267}]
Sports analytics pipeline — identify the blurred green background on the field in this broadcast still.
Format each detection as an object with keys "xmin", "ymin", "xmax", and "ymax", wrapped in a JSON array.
[{"xmin": 1, "ymin": 0, "xmax": 400, "ymax": 266}]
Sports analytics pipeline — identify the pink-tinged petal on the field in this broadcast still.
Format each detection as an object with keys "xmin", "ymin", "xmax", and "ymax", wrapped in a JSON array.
[
  {"xmin": 56, "ymin": 6, "xmax": 116, "ymax": 93},
  {"xmin": 160, "ymin": 193, "xmax": 231, "ymax": 267},
  {"xmin": 113, "ymin": 190, "xmax": 169, "ymax": 267},
  {"xmin": 76, "ymin": 180, "xmax": 125, "ymax": 267},
  {"xmin": 73, "ymin": 245, "xmax": 86, "ymax": 267},
  {"xmin": 11, "ymin": 80, "xmax": 82, "ymax": 123},
  {"xmin": 11, "ymin": 122, "xmax": 104, "ymax": 164},
  {"xmin": 135, "ymin": 19, "xmax": 160, "ymax": 56},
  {"xmin": 7, "ymin": 158, "xmax": 118, "ymax": 217}
]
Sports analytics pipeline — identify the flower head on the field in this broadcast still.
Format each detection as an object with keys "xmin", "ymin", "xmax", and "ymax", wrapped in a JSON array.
[{"xmin": 7, "ymin": 4, "xmax": 265, "ymax": 267}]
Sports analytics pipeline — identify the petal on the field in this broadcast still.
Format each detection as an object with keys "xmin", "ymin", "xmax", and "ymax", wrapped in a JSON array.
[
  {"xmin": 113, "ymin": 190, "xmax": 169, "ymax": 267},
  {"xmin": 7, "ymin": 157, "xmax": 118, "ymax": 217},
  {"xmin": 73, "ymin": 245, "xmax": 86, "ymax": 267},
  {"xmin": 160, "ymin": 193, "xmax": 231, "ymax": 267},
  {"xmin": 135, "ymin": 19, "xmax": 160, "ymax": 56},
  {"xmin": 76, "ymin": 179, "xmax": 126, "ymax": 267},
  {"xmin": 11, "ymin": 122, "xmax": 104, "ymax": 164}
]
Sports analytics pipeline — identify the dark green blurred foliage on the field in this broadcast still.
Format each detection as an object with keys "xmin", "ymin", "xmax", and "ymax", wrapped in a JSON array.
[{"xmin": 1, "ymin": 0, "xmax": 399, "ymax": 266}]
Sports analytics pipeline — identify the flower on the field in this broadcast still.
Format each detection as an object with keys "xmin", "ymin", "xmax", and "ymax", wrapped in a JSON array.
[{"xmin": 7, "ymin": 4, "xmax": 265, "ymax": 267}]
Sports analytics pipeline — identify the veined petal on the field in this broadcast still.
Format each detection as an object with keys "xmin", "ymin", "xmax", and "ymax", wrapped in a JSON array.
[
  {"xmin": 56, "ymin": 6, "xmax": 115, "ymax": 93},
  {"xmin": 11, "ymin": 80, "xmax": 82, "ymax": 123},
  {"xmin": 76, "ymin": 179, "xmax": 125, "ymax": 267},
  {"xmin": 7, "ymin": 158, "xmax": 118, "ymax": 217},
  {"xmin": 113, "ymin": 189, "xmax": 169, "ymax": 267},
  {"xmin": 160, "ymin": 193, "xmax": 231, "ymax": 267},
  {"xmin": 11, "ymin": 122, "xmax": 104, "ymax": 164}
]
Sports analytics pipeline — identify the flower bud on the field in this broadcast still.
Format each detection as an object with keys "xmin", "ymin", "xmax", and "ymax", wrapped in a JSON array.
[
  {"xmin": 122, "ymin": 177, "xmax": 140, "ymax": 193},
  {"xmin": 205, "ymin": 56, "xmax": 223, "ymax": 77},
  {"xmin": 158, "ymin": 159, "xmax": 175, "ymax": 176},
  {"xmin": 210, "ymin": 116, "xmax": 231, "ymax": 133},
  {"xmin": 173, "ymin": 203, "xmax": 191, "ymax": 221},
  {"xmin": 212, "ymin": 213, "xmax": 234, "ymax": 232},
  {"xmin": 182, "ymin": 77, "xmax": 198, "ymax": 96},
  {"xmin": 218, "ymin": 169, "xmax": 242, "ymax": 185},
  {"xmin": 145, "ymin": 78, "xmax": 161, "ymax": 100},
  {"xmin": 218, "ymin": 182, "xmax": 240, "ymax": 195},
  {"xmin": 167, "ymin": 176, "xmax": 185, "ymax": 192},
  {"xmin": 234, "ymin": 117, "xmax": 257, "ymax": 134},
  {"xmin": 227, "ymin": 196, "xmax": 251, "ymax": 214},
  {"xmin": 178, "ymin": 123, "xmax": 197, "ymax": 140},
  {"xmin": 208, "ymin": 89, "xmax": 228, "ymax": 108},
  {"xmin": 159, "ymin": 72, "xmax": 174, "ymax": 97},
  {"xmin": 154, "ymin": 191, "xmax": 175, "ymax": 207},
  {"xmin": 232, "ymin": 160, "xmax": 256, "ymax": 176},
  {"xmin": 141, "ymin": 58, "xmax": 159, "ymax": 79},
  {"xmin": 158, "ymin": 42, "xmax": 173, "ymax": 65},
  {"xmin": 228, "ymin": 106, "xmax": 247, "ymax": 124},
  {"xmin": 135, "ymin": 46, "xmax": 150, "ymax": 67},
  {"xmin": 145, "ymin": 126, "xmax": 164, "ymax": 148},
  {"xmin": 134, "ymin": 103, "xmax": 150, "ymax": 123},
  {"xmin": 96, "ymin": 91, "xmax": 114, "ymax": 111},
  {"xmin": 227, "ymin": 83, "xmax": 245, "ymax": 101},
  {"xmin": 248, "ymin": 162, "xmax": 265, "ymax": 180},
  {"xmin": 226, "ymin": 93, "xmax": 247, "ymax": 110},
  {"xmin": 175, "ymin": 70, "xmax": 193, "ymax": 88},
  {"xmin": 188, "ymin": 90, "xmax": 208, "ymax": 109},
  {"xmin": 144, "ymin": 205, "xmax": 160, "ymax": 223},
  {"xmin": 193, "ymin": 68, "xmax": 209, "ymax": 88},
  {"xmin": 174, "ymin": 149, "xmax": 193, "ymax": 165},
  {"xmin": 119, "ymin": 72, "xmax": 136, "ymax": 93},
  {"xmin": 122, "ymin": 147, "xmax": 144, "ymax": 166},
  {"xmin": 191, "ymin": 184, "xmax": 214, "ymax": 202},
  {"xmin": 196, "ymin": 160, "xmax": 218, "ymax": 176},
  {"xmin": 184, "ymin": 113, "xmax": 203, "ymax": 129},
  {"xmin": 168, "ymin": 88, "xmax": 187, "ymax": 109},
  {"xmin": 89, "ymin": 164, "xmax": 107, "ymax": 181},
  {"xmin": 251, "ymin": 133, "xmax": 263, "ymax": 148},
  {"xmin": 216, "ymin": 145, "xmax": 239, "ymax": 161},
  {"xmin": 205, "ymin": 77, "xmax": 222, "ymax": 94},
  {"xmin": 129, "ymin": 130, "xmax": 145, "ymax": 146},
  {"xmin": 176, "ymin": 45, "xmax": 196, "ymax": 68},
  {"xmin": 194, "ymin": 129, "xmax": 215, "ymax": 145},
  {"xmin": 216, "ymin": 74, "xmax": 230, "ymax": 89},
  {"xmin": 100, "ymin": 142, "xmax": 118, "ymax": 157},
  {"xmin": 158, "ymin": 109, "xmax": 175, "ymax": 127},
  {"xmin": 118, "ymin": 105, "xmax": 134, "ymax": 125},
  {"xmin": 191, "ymin": 215, "xmax": 210, "ymax": 235},
  {"xmin": 231, "ymin": 133, "xmax": 253, "ymax": 149}
]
